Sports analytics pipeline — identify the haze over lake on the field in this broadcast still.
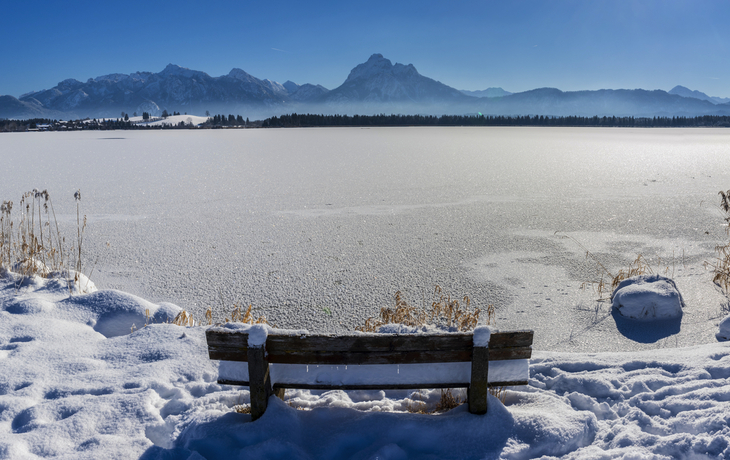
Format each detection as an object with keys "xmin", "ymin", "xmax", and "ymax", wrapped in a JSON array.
[{"xmin": 3, "ymin": 127, "xmax": 730, "ymax": 352}]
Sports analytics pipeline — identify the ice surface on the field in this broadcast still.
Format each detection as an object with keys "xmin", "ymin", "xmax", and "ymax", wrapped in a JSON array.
[
  {"xmin": 3, "ymin": 128, "xmax": 730, "ymax": 354},
  {"xmin": 611, "ymin": 274, "xmax": 684, "ymax": 320}
]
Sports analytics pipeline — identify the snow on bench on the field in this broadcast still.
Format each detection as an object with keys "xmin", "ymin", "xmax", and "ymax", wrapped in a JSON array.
[{"xmin": 205, "ymin": 324, "xmax": 534, "ymax": 420}]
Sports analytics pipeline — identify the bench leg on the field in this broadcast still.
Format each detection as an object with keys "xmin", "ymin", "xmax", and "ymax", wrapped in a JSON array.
[
  {"xmin": 248, "ymin": 345, "xmax": 275, "ymax": 421},
  {"xmin": 273, "ymin": 387, "xmax": 285, "ymax": 400},
  {"xmin": 468, "ymin": 347, "xmax": 489, "ymax": 414}
]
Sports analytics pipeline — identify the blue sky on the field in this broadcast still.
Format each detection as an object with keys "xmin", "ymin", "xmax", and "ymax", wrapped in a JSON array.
[{"xmin": 3, "ymin": 0, "xmax": 730, "ymax": 97}]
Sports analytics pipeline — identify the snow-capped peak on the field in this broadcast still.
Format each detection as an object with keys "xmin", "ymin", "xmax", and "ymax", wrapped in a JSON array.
[
  {"xmin": 159, "ymin": 64, "xmax": 208, "ymax": 79},
  {"xmin": 344, "ymin": 54, "xmax": 420, "ymax": 84},
  {"xmin": 283, "ymin": 80, "xmax": 300, "ymax": 94},
  {"xmin": 227, "ymin": 68, "xmax": 256, "ymax": 82},
  {"xmin": 262, "ymin": 79, "xmax": 288, "ymax": 95}
]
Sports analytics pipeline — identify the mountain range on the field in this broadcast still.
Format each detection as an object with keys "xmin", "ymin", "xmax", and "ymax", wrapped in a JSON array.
[{"xmin": 2, "ymin": 54, "xmax": 729, "ymax": 120}]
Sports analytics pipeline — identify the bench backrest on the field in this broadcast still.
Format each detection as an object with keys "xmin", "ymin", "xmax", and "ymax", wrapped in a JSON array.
[
  {"xmin": 206, "ymin": 328, "xmax": 533, "ymax": 420},
  {"xmin": 206, "ymin": 329, "xmax": 533, "ymax": 365}
]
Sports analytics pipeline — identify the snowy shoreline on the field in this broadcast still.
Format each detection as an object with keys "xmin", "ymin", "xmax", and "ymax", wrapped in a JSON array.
[{"xmin": 1, "ymin": 270, "xmax": 729, "ymax": 459}]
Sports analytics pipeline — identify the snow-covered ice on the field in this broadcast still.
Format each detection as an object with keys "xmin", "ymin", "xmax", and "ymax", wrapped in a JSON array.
[
  {"xmin": 1, "ymin": 270, "xmax": 729, "ymax": 459},
  {"xmin": 4, "ymin": 128, "xmax": 730, "ymax": 351}
]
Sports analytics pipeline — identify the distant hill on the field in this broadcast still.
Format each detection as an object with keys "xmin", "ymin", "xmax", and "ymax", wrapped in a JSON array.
[
  {"xmin": 0, "ymin": 95, "xmax": 68, "ymax": 120},
  {"xmin": 460, "ymin": 88, "xmax": 512, "ymax": 98},
  {"xmin": 3, "ymin": 56, "xmax": 730, "ymax": 120},
  {"xmin": 668, "ymin": 85, "xmax": 730, "ymax": 105},
  {"xmin": 478, "ymin": 87, "xmax": 729, "ymax": 117}
]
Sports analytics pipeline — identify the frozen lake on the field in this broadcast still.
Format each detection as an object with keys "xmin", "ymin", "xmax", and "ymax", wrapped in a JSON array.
[{"xmin": 3, "ymin": 127, "xmax": 730, "ymax": 352}]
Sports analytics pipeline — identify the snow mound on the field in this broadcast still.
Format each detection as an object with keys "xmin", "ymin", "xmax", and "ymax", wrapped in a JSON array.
[
  {"xmin": 174, "ymin": 392, "xmax": 597, "ymax": 460},
  {"xmin": 60, "ymin": 290, "xmax": 181, "ymax": 337},
  {"xmin": 611, "ymin": 274, "xmax": 684, "ymax": 320},
  {"xmin": 718, "ymin": 314, "xmax": 730, "ymax": 341},
  {"xmin": 1, "ymin": 267, "xmax": 180, "ymax": 337},
  {"xmin": 2, "ymin": 266, "xmax": 96, "ymax": 294}
]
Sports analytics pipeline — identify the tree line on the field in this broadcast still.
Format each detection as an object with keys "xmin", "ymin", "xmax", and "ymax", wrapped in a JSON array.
[{"xmin": 262, "ymin": 113, "xmax": 730, "ymax": 128}]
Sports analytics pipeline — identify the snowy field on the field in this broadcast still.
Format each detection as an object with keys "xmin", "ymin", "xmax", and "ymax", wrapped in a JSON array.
[{"xmin": 2, "ymin": 127, "xmax": 730, "ymax": 457}]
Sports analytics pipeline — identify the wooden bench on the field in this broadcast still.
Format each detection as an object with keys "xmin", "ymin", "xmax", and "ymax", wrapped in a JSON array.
[{"xmin": 206, "ymin": 326, "xmax": 533, "ymax": 420}]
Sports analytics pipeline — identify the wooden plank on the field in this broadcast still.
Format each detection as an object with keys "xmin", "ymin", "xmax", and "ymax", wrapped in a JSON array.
[
  {"xmin": 208, "ymin": 347, "xmax": 249, "ymax": 362},
  {"xmin": 266, "ymin": 350, "xmax": 472, "ymax": 365},
  {"xmin": 274, "ymin": 382, "xmax": 469, "ymax": 390},
  {"xmin": 488, "ymin": 347, "xmax": 532, "ymax": 361},
  {"xmin": 206, "ymin": 330, "xmax": 533, "ymax": 356},
  {"xmin": 267, "ymin": 334, "xmax": 473, "ymax": 353},
  {"xmin": 224, "ymin": 380, "xmax": 530, "ymax": 390},
  {"xmin": 468, "ymin": 347, "xmax": 489, "ymax": 414},
  {"xmin": 211, "ymin": 346, "xmax": 530, "ymax": 364},
  {"xmin": 218, "ymin": 378, "xmax": 249, "ymax": 386},
  {"xmin": 488, "ymin": 380, "xmax": 528, "ymax": 387},
  {"xmin": 489, "ymin": 331, "xmax": 534, "ymax": 349},
  {"xmin": 265, "ymin": 331, "xmax": 533, "ymax": 353}
]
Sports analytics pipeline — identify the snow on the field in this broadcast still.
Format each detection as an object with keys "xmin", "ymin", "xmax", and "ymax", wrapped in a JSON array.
[
  {"xmin": 218, "ymin": 360, "xmax": 529, "ymax": 387},
  {"xmin": 137, "ymin": 114, "xmax": 209, "ymax": 127},
  {"xmin": 473, "ymin": 325, "xmax": 494, "ymax": 347},
  {"xmin": 718, "ymin": 314, "xmax": 730, "ymax": 341},
  {"xmin": 612, "ymin": 274, "xmax": 684, "ymax": 320},
  {"xmin": 246, "ymin": 324, "xmax": 268, "ymax": 347},
  {"xmin": 2, "ymin": 268, "xmax": 729, "ymax": 459}
]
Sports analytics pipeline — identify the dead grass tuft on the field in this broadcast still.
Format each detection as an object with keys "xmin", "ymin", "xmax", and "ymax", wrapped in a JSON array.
[
  {"xmin": 434, "ymin": 388, "xmax": 464, "ymax": 412},
  {"xmin": 173, "ymin": 310, "xmax": 195, "ymax": 327},
  {"xmin": 232, "ymin": 404, "xmax": 251, "ymax": 414},
  {"xmin": 405, "ymin": 390, "xmax": 429, "ymax": 414},
  {"xmin": 558, "ymin": 233, "xmax": 661, "ymax": 300},
  {"xmin": 226, "ymin": 303, "xmax": 269, "ymax": 325},
  {"xmin": 357, "ymin": 286, "xmax": 492, "ymax": 332},
  {"xmin": 1, "ymin": 190, "xmax": 90, "ymax": 292},
  {"xmin": 172, "ymin": 303, "xmax": 270, "ymax": 328},
  {"xmin": 489, "ymin": 386, "xmax": 507, "ymax": 404},
  {"xmin": 707, "ymin": 190, "xmax": 730, "ymax": 293}
]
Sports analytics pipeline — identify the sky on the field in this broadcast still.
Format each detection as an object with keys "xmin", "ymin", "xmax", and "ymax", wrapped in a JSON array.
[{"xmin": 2, "ymin": 0, "xmax": 730, "ymax": 98}]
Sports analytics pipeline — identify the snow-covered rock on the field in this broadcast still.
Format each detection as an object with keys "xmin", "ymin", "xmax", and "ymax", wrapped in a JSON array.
[
  {"xmin": 718, "ymin": 314, "xmax": 730, "ymax": 341},
  {"xmin": 611, "ymin": 274, "xmax": 684, "ymax": 320}
]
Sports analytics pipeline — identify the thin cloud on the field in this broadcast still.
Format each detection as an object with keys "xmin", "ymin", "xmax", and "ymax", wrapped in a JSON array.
[{"xmin": 272, "ymin": 48, "xmax": 288, "ymax": 53}]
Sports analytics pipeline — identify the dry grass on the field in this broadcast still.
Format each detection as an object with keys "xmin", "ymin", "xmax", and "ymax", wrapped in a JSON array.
[
  {"xmin": 357, "ymin": 287, "xmax": 501, "ymax": 410},
  {"xmin": 232, "ymin": 404, "xmax": 251, "ymax": 414},
  {"xmin": 433, "ymin": 388, "xmax": 464, "ymax": 412},
  {"xmin": 709, "ymin": 190, "xmax": 730, "ymax": 293},
  {"xmin": 356, "ymin": 286, "xmax": 493, "ymax": 333},
  {"xmin": 558, "ymin": 233, "xmax": 661, "ymax": 300},
  {"xmin": 405, "ymin": 390, "xmax": 429, "ymax": 414},
  {"xmin": 489, "ymin": 386, "xmax": 507, "ymax": 404},
  {"xmin": 1, "ymin": 190, "xmax": 88, "ymax": 292},
  {"xmin": 405, "ymin": 387, "xmax": 506, "ymax": 414},
  {"xmin": 172, "ymin": 303, "xmax": 270, "ymax": 327}
]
